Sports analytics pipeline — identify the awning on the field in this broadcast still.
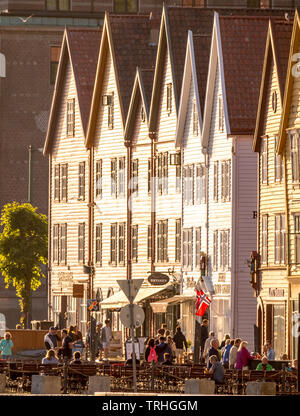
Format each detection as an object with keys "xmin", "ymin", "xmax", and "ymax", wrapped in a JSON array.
[
  {"xmin": 100, "ymin": 282, "xmax": 173, "ymax": 309},
  {"xmin": 150, "ymin": 294, "xmax": 195, "ymax": 313}
]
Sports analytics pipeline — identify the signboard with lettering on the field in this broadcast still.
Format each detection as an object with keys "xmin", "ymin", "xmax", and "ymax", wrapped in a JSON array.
[{"xmin": 148, "ymin": 273, "xmax": 170, "ymax": 286}]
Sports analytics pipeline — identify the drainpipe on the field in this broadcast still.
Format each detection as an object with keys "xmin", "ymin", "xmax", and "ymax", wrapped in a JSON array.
[
  {"xmin": 48, "ymin": 156, "xmax": 52, "ymax": 320},
  {"xmin": 150, "ymin": 132, "xmax": 157, "ymax": 275},
  {"xmin": 231, "ymin": 136, "xmax": 237, "ymax": 339}
]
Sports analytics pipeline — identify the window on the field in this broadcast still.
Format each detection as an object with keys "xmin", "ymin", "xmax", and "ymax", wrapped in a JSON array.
[
  {"xmin": 110, "ymin": 223, "xmax": 117, "ymax": 266},
  {"xmin": 113, "ymin": 0, "xmax": 138, "ymax": 13},
  {"xmin": 54, "ymin": 164, "xmax": 60, "ymax": 201},
  {"xmin": 66, "ymin": 98, "xmax": 75, "ymax": 137},
  {"xmin": 175, "ymin": 219, "xmax": 181, "ymax": 263},
  {"xmin": 294, "ymin": 213, "xmax": 300, "ymax": 264},
  {"xmin": 53, "ymin": 224, "xmax": 59, "ymax": 263},
  {"xmin": 290, "ymin": 132, "xmax": 300, "ymax": 183},
  {"xmin": 132, "ymin": 159, "xmax": 139, "ymax": 196},
  {"xmin": 147, "ymin": 225, "xmax": 152, "ymax": 261},
  {"xmin": 213, "ymin": 230, "xmax": 218, "ymax": 271},
  {"xmin": 184, "ymin": 165, "xmax": 194, "ymax": 205},
  {"xmin": 96, "ymin": 159, "xmax": 102, "ymax": 198},
  {"xmin": 119, "ymin": 223, "xmax": 126, "ymax": 266},
  {"xmin": 157, "ymin": 152, "xmax": 168, "ymax": 195},
  {"xmin": 148, "ymin": 159, "xmax": 151, "ymax": 194},
  {"xmin": 176, "ymin": 164, "xmax": 181, "ymax": 193},
  {"xmin": 78, "ymin": 162, "xmax": 85, "ymax": 200},
  {"xmin": 157, "ymin": 220, "xmax": 168, "ymax": 263},
  {"xmin": 61, "ymin": 163, "xmax": 68, "ymax": 202},
  {"xmin": 195, "ymin": 164, "xmax": 206, "ymax": 204},
  {"xmin": 59, "ymin": 223, "xmax": 67, "ymax": 265},
  {"xmin": 195, "ymin": 227, "xmax": 201, "ymax": 269},
  {"xmin": 193, "ymin": 100, "xmax": 198, "ymax": 136},
  {"xmin": 218, "ymin": 95, "xmax": 224, "ymax": 132},
  {"xmin": 131, "ymin": 225, "xmax": 138, "ymax": 263},
  {"xmin": 274, "ymin": 136, "xmax": 283, "ymax": 182},
  {"xmin": 78, "ymin": 223, "xmax": 85, "ymax": 263},
  {"xmin": 167, "ymin": 83, "xmax": 172, "ymax": 115},
  {"xmin": 108, "ymin": 93, "xmax": 114, "ymax": 129},
  {"xmin": 95, "ymin": 223, "xmax": 102, "ymax": 266},
  {"xmin": 46, "ymin": 0, "xmax": 71, "ymax": 10},
  {"xmin": 118, "ymin": 157, "xmax": 125, "ymax": 197},
  {"xmin": 50, "ymin": 46, "xmax": 61, "ymax": 85},
  {"xmin": 262, "ymin": 216, "xmax": 268, "ymax": 264},
  {"xmin": 213, "ymin": 161, "xmax": 218, "ymax": 202},
  {"xmin": 183, "ymin": 228, "xmax": 193, "ymax": 270},
  {"xmin": 111, "ymin": 158, "xmax": 117, "ymax": 197},
  {"xmin": 261, "ymin": 138, "xmax": 268, "ymax": 184},
  {"xmin": 275, "ymin": 214, "xmax": 285, "ymax": 264},
  {"xmin": 221, "ymin": 160, "xmax": 231, "ymax": 202},
  {"xmin": 220, "ymin": 230, "xmax": 230, "ymax": 271}
]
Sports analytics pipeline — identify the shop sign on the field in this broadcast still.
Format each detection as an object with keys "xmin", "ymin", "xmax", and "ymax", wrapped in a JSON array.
[
  {"xmin": 87, "ymin": 299, "xmax": 99, "ymax": 311},
  {"xmin": 148, "ymin": 273, "xmax": 169, "ymax": 286},
  {"xmin": 73, "ymin": 284, "xmax": 84, "ymax": 298},
  {"xmin": 269, "ymin": 288, "xmax": 284, "ymax": 297}
]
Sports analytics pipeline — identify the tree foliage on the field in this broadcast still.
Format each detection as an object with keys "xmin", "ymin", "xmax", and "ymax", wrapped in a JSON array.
[{"xmin": 0, "ymin": 202, "xmax": 48, "ymax": 325}]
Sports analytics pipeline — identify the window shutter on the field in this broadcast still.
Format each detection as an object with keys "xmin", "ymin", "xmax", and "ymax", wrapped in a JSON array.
[
  {"xmin": 54, "ymin": 164, "xmax": 60, "ymax": 201},
  {"xmin": 188, "ymin": 228, "xmax": 193, "ymax": 270},
  {"xmin": 110, "ymin": 223, "xmax": 117, "ymax": 265},
  {"xmin": 96, "ymin": 159, "xmax": 102, "ymax": 198},
  {"xmin": 266, "ymin": 304, "xmax": 273, "ymax": 344}
]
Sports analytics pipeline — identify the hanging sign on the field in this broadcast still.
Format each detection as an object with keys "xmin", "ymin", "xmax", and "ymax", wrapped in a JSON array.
[{"xmin": 148, "ymin": 273, "xmax": 169, "ymax": 286}]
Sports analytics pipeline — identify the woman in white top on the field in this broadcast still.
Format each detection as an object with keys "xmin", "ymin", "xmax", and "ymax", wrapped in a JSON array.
[{"xmin": 42, "ymin": 349, "xmax": 59, "ymax": 364}]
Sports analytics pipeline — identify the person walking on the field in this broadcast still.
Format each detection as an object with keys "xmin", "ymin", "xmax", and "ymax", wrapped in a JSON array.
[
  {"xmin": 173, "ymin": 326, "xmax": 188, "ymax": 364},
  {"xmin": 44, "ymin": 326, "xmax": 60, "ymax": 351},
  {"xmin": 42, "ymin": 349, "xmax": 59, "ymax": 365},
  {"xmin": 220, "ymin": 334, "xmax": 230, "ymax": 350},
  {"xmin": 167, "ymin": 336, "xmax": 176, "ymax": 361},
  {"xmin": 235, "ymin": 341, "xmax": 254, "ymax": 370},
  {"xmin": 199, "ymin": 319, "xmax": 209, "ymax": 363},
  {"xmin": 266, "ymin": 342, "xmax": 275, "ymax": 360},
  {"xmin": 102, "ymin": 319, "xmax": 112, "ymax": 361},
  {"xmin": 95, "ymin": 321, "xmax": 103, "ymax": 360},
  {"xmin": 0, "ymin": 332, "xmax": 13, "ymax": 360},
  {"xmin": 229, "ymin": 338, "xmax": 241, "ymax": 369},
  {"xmin": 222, "ymin": 339, "xmax": 232, "ymax": 369},
  {"xmin": 61, "ymin": 327, "xmax": 74, "ymax": 361}
]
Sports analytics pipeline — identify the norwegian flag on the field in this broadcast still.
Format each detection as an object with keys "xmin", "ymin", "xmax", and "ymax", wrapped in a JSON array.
[{"xmin": 195, "ymin": 289, "xmax": 211, "ymax": 317}]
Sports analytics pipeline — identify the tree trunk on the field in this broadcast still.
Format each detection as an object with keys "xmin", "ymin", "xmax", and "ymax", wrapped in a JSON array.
[{"xmin": 23, "ymin": 278, "xmax": 32, "ymax": 329}]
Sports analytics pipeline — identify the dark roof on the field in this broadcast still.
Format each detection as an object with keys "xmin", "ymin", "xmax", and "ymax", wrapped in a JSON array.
[
  {"xmin": 109, "ymin": 14, "xmax": 158, "ymax": 121},
  {"xmin": 219, "ymin": 16, "xmax": 271, "ymax": 134},
  {"xmin": 271, "ymin": 19, "xmax": 293, "ymax": 97},
  {"xmin": 67, "ymin": 28, "xmax": 101, "ymax": 135},
  {"xmin": 166, "ymin": 6, "xmax": 294, "ymax": 108},
  {"xmin": 140, "ymin": 68, "xmax": 155, "ymax": 112}
]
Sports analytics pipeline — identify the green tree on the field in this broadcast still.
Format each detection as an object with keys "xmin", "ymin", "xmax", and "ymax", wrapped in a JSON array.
[{"xmin": 0, "ymin": 202, "xmax": 48, "ymax": 328}]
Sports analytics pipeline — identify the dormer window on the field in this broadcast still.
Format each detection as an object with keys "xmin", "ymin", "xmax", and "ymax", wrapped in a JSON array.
[
  {"xmin": 167, "ymin": 83, "xmax": 172, "ymax": 116},
  {"xmin": 218, "ymin": 95, "xmax": 224, "ymax": 132}
]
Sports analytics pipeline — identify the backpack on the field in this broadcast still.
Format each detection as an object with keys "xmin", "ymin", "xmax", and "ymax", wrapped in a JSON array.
[{"xmin": 148, "ymin": 346, "xmax": 158, "ymax": 363}]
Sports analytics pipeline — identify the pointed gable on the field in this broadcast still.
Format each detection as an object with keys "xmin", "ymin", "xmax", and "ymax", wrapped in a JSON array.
[
  {"xmin": 253, "ymin": 19, "xmax": 293, "ymax": 152},
  {"xmin": 44, "ymin": 27, "xmax": 101, "ymax": 155}
]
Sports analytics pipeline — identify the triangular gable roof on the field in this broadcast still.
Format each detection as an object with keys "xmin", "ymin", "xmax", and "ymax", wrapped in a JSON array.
[
  {"xmin": 175, "ymin": 31, "xmax": 203, "ymax": 148},
  {"xmin": 86, "ymin": 13, "xmax": 158, "ymax": 147},
  {"xmin": 43, "ymin": 27, "xmax": 101, "ymax": 156},
  {"xmin": 124, "ymin": 67, "xmax": 154, "ymax": 143},
  {"xmin": 278, "ymin": 9, "xmax": 300, "ymax": 155},
  {"xmin": 253, "ymin": 19, "xmax": 293, "ymax": 152},
  {"xmin": 202, "ymin": 13, "xmax": 272, "ymax": 149}
]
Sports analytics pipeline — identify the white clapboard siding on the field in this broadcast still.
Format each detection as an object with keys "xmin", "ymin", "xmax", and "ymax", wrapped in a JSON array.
[
  {"xmin": 50, "ymin": 58, "xmax": 90, "ymax": 291},
  {"xmin": 182, "ymin": 74, "xmax": 207, "ymax": 273},
  {"xmin": 235, "ymin": 136, "xmax": 258, "ymax": 345},
  {"xmin": 131, "ymin": 98, "xmax": 152, "ymax": 279},
  {"xmin": 154, "ymin": 48, "xmax": 181, "ymax": 273},
  {"xmin": 92, "ymin": 49, "xmax": 127, "ymax": 298}
]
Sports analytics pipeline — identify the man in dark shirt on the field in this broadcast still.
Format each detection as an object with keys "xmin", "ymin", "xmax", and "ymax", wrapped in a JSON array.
[
  {"xmin": 125, "ymin": 353, "xmax": 140, "ymax": 366},
  {"xmin": 44, "ymin": 327, "xmax": 61, "ymax": 351},
  {"xmin": 156, "ymin": 337, "xmax": 172, "ymax": 363},
  {"xmin": 200, "ymin": 319, "xmax": 209, "ymax": 363},
  {"xmin": 162, "ymin": 353, "xmax": 173, "ymax": 366},
  {"xmin": 62, "ymin": 328, "xmax": 74, "ymax": 360},
  {"xmin": 208, "ymin": 355, "xmax": 225, "ymax": 384}
]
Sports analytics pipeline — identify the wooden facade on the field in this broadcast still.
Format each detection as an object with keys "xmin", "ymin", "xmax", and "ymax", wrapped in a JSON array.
[{"xmin": 253, "ymin": 20, "xmax": 292, "ymax": 358}]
